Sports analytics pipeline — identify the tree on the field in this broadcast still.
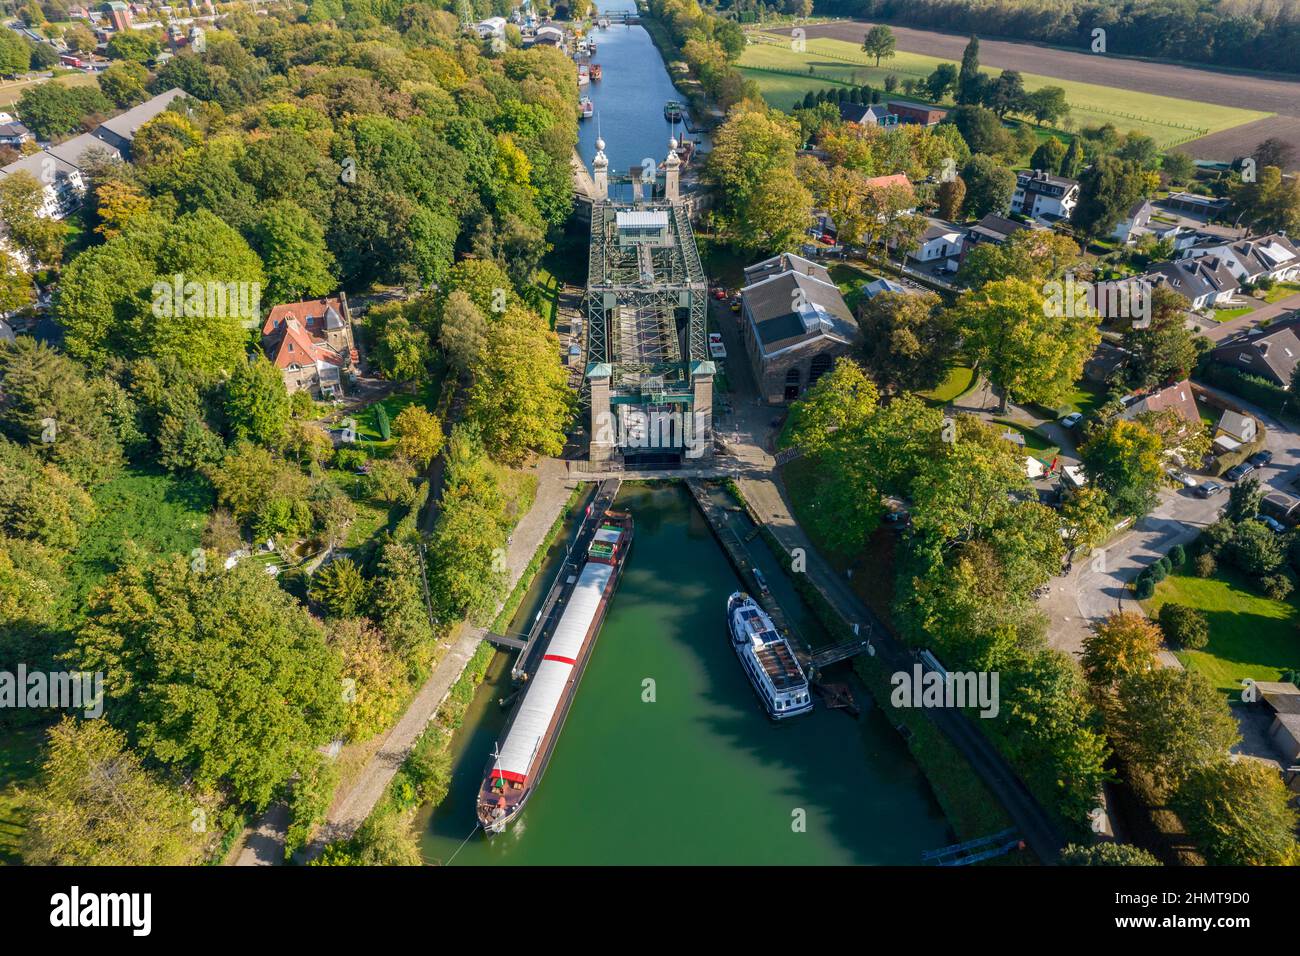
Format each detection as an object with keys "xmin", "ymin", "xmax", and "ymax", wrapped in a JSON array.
[
  {"xmin": 1060, "ymin": 485, "xmax": 1111, "ymax": 557},
  {"xmin": 1160, "ymin": 150, "xmax": 1196, "ymax": 186},
  {"xmin": 393, "ymin": 404, "xmax": 445, "ymax": 469},
  {"xmin": 948, "ymin": 105, "xmax": 1012, "ymax": 156},
  {"xmin": 439, "ymin": 288, "xmax": 488, "ymax": 377},
  {"xmin": 862, "ymin": 25, "xmax": 896, "ymax": 66},
  {"xmin": 16, "ymin": 81, "xmax": 111, "ymax": 139},
  {"xmin": 253, "ymin": 200, "xmax": 338, "ymax": 305},
  {"xmin": 106, "ymin": 30, "xmax": 160, "ymax": 64},
  {"xmin": 1253, "ymin": 137, "xmax": 1296, "ymax": 174},
  {"xmin": 1081, "ymin": 611, "xmax": 1161, "ymax": 688},
  {"xmin": 1080, "ymin": 418, "xmax": 1164, "ymax": 518},
  {"xmin": 957, "ymin": 228, "xmax": 1084, "ymax": 288},
  {"xmin": 983, "ymin": 70, "xmax": 1025, "ymax": 119},
  {"xmin": 953, "ymin": 277, "xmax": 1100, "ymax": 410},
  {"xmin": 0, "ymin": 171, "xmax": 66, "ymax": 267},
  {"xmin": 1074, "ymin": 156, "xmax": 1153, "ymax": 238},
  {"xmin": 936, "ymin": 176, "xmax": 966, "ymax": 220},
  {"xmin": 1157, "ymin": 602, "xmax": 1209, "ymax": 650},
  {"xmin": 1060, "ymin": 843, "xmax": 1161, "ymax": 865},
  {"xmin": 1226, "ymin": 518, "xmax": 1284, "ymax": 575},
  {"xmin": 225, "ymin": 353, "xmax": 290, "ymax": 448},
  {"xmin": 466, "ymin": 309, "xmax": 572, "ymax": 466},
  {"xmin": 94, "ymin": 179, "xmax": 150, "ymax": 239},
  {"xmin": 0, "ymin": 337, "xmax": 123, "ymax": 486},
  {"xmin": 958, "ymin": 154, "xmax": 1015, "ymax": 217},
  {"xmin": 98, "ymin": 59, "xmax": 149, "ymax": 108},
  {"xmin": 76, "ymin": 557, "xmax": 345, "ymax": 809},
  {"xmin": 1024, "ymin": 86, "xmax": 1068, "ymax": 126},
  {"xmin": 1029, "ymin": 136, "xmax": 1067, "ymax": 174},
  {"xmin": 705, "ymin": 108, "xmax": 812, "ymax": 253},
  {"xmin": 1122, "ymin": 286, "xmax": 1204, "ymax": 388},
  {"xmin": 1060, "ymin": 137, "xmax": 1084, "ymax": 178},
  {"xmin": 328, "ymin": 617, "xmax": 404, "ymax": 742},
  {"xmin": 1112, "ymin": 668, "xmax": 1239, "ymax": 794},
  {"xmin": 956, "ymin": 34, "xmax": 983, "ymax": 105},
  {"xmin": 857, "ymin": 290, "xmax": 954, "ymax": 394},
  {"xmin": 23, "ymin": 718, "xmax": 205, "ymax": 866},
  {"xmin": 1226, "ymin": 475, "xmax": 1264, "ymax": 522},
  {"xmin": 311, "ymin": 557, "xmax": 368, "ymax": 618},
  {"xmin": 367, "ymin": 303, "xmax": 430, "ymax": 384},
  {"xmin": 925, "ymin": 63, "xmax": 958, "ymax": 102},
  {"xmin": 1173, "ymin": 758, "xmax": 1299, "ymax": 866},
  {"xmin": 63, "ymin": 22, "xmax": 97, "ymax": 54},
  {"xmin": 0, "ymin": 246, "xmax": 32, "ymax": 316}
]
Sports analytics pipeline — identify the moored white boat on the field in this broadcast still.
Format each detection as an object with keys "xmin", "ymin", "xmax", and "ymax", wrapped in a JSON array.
[{"xmin": 727, "ymin": 592, "xmax": 813, "ymax": 719}]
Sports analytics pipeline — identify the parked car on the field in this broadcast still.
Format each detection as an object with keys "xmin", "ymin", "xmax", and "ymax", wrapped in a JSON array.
[
  {"xmin": 1224, "ymin": 462, "xmax": 1256, "ymax": 481},
  {"xmin": 1248, "ymin": 450, "xmax": 1274, "ymax": 467},
  {"xmin": 1194, "ymin": 481, "xmax": 1224, "ymax": 498},
  {"xmin": 1260, "ymin": 515, "xmax": 1287, "ymax": 534},
  {"xmin": 1059, "ymin": 412, "xmax": 1083, "ymax": 429},
  {"xmin": 711, "ymin": 287, "xmax": 727, "ymax": 300},
  {"xmin": 1166, "ymin": 468, "xmax": 1198, "ymax": 488}
]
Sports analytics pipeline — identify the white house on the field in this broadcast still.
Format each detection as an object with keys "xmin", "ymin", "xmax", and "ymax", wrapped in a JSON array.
[
  {"xmin": 476, "ymin": 16, "xmax": 507, "ymax": 39},
  {"xmin": 1011, "ymin": 169, "xmax": 1080, "ymax": 222},
  {"xmin": 1184, "ymin": 233, "xmax": 1300, "ymax": 285},
  {"xmin": 908, "ymin": 218, "xmax": 963, "ymax": 271}
]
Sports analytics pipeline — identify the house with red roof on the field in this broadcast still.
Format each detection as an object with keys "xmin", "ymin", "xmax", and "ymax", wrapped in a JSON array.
[{"xmin": 261, "ymin": 294, "xmax": 358, "ymax": 398}]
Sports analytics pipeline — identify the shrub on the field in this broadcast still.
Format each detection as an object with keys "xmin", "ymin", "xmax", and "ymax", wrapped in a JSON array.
[
  {"xmin": 1168, "ymin": 544, "xmax": 1186, "ymax": 568},
  {"xmin": 1199, "ymin": 519, "xmax": 1235, "ymax": 556},
  {"xmin": 1157, "ymin": 555, "xmax": 1172, "ymax": 574},
  {"xmin": 1149, "ymin": 562, "xmax": 1167, "ymax": 583},
  {"xmin": 1193, "ymin": 551, "xmax": 1217, "ymax": 577},
  {"xmin": 1134, "ymin": 576, "xmax": 1155, "ymax": 600},
  {"xmin": 1262, "ymin": 574, "xmax": 1294, "ymax": 600},
  {"xmin": 1061, "ymin": 842, "xmax": 1161, "ymax": 866},
  {"xmin": 334, "ymin": 447, "xmax": 367, "ymax": 471},
  {"xmin": 1227, "ymin": 519, "xmax": 1285, "ymax": 575},
  {"xmin": 374, "ymin": 403, "xmax": 392, "ymax": 441},
  {"xmin": 1158, "ymin": 602, "xmax": 1209, "ymax": 650}
]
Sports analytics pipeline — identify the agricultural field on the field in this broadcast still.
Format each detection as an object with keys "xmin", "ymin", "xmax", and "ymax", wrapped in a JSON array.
[
  {"xmin": 739, "ymin": 35, "xmax": 1270, "ymax": 150},
  {"xmin": 0, "ymin": 71, "xmax": 99, "ymax": 109}
]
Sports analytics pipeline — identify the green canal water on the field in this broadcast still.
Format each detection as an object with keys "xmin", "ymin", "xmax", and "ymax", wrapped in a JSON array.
[{"xmin": 418, "ymin": 483, "xmax": 952, "ymax": 865}]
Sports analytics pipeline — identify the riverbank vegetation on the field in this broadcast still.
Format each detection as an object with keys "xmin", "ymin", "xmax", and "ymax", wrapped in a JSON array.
[{"xmin": 1, "ymin": 5, "xmax": 578, "ymax": 864}]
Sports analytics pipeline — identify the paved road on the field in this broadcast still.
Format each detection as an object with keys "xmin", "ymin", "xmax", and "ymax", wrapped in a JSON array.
[
  {"xmin": 1046, "ymin": 382, "xmax": 1300, "ymax": 659},
  {"xmin": 1202, "ymin": 291, "xmax": 1300, "ymax": 344}
]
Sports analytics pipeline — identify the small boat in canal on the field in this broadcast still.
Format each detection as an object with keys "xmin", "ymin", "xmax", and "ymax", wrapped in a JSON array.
[
  {"xmin": 727, "ymin": 592, "xmax": 813, "ymax": 719},
  {"xmin": 579, "ymin": 96, "xmax": 594, "ymax": 120},
  {"xmin": 663, "ymin": 100, "xmax": 684, "ymax": 121},
  {"xmin": 578, "ymin": 63, "xmax": 590, "ymax": 86},
  {"xmin": 477, "ymin": 510, "xmax": 634, "ymax": 834},
  {"xmin": 591, "ymin": 63, "xmax": 602, "ymax": 80}
]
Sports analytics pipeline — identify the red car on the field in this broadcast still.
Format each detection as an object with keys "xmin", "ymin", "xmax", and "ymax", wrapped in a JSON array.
[
  {"xmin": 820, "ymin": 232, "xmax": 836, "ymax": 244},
  {"xmin": 711, "ymin": 287, "xmax": 727, "ymax": 300}
]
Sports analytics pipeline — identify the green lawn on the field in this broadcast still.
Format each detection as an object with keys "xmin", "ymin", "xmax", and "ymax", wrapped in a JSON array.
[
  {"xmin": 1049, "ymin": 382, "xmax": 1107, "ymax": 418},
  {"xmin": 993, "ymin": 418, "xmax": 1059, "ymax": 460},
  {"xmin": 66, "ymin": 467, "xmax": 213, "ymax": 609},
  {"xmin": 1262, "ymin": 282, "xmax": 1300, "ymax": 304},
  {"xmin": 1147, "ymin": 569, "xmax": 1300, "ymax": 694},
  {"xmin": 827, "ymin": 261, "xmax": 879, "ymax": 313},
  {"xmin": 351, "ymin": 376, "xmax": 444, "ymax": 448},
  {"xmin": 739, "ymin": 36, "xmax": 1269, "ymax": 148},
  {"xmin": 919, "ymin": 364, "xmax": 975, "ymax": 405},
  {"xmin": 1213, "ymin": 305, "xmax": 1255, "ymax": 322}
]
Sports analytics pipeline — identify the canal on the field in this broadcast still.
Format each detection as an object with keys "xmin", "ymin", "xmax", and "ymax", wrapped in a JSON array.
[
  {"xmin": 575, "ymin": 0, "xmax": 702, "ymax": 192},
  {"xmin": 419, "ymin": 484, "xmax": 951, "ymax": 864}
]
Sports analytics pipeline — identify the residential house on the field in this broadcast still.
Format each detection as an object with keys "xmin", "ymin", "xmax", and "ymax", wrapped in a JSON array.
[
  {"xmin": 1011, "ymin": 169, "xmax": 1080, "ymax": 222},
  {"xmin": 89, "ymin": 88, "xmax": 188, "ymax": 158},
  {"xmin": 476, "ymin": 16, "xmax": 507, "ymax": 39},
  {"xmin": 740, "ymin": 254, "xmax": 860, "ymax": 403},
  {"xmin": 1110, "ymin": 198, "xmax": 1154, "ymax": 244},
  {"xmin": 0, "ymin": 120, "xmax": 32, "ymax": 148},
  {"xmin": 1209, "ymin": 320, "xmax": 1300, "ymax": 387},
  {"xmin": 1082, "ymin": 341, "xmax": 1129, "ymax": 384},
  {"xmin": 886, "ymin": 101, "xmax": 947, "ymax": 126},
  {"xmin": 1216, "ymin": 409, "xmax": 1258, "ymax": 444},
  {"xmin": 1118, "ymin": 379, "xmax": 1200, "ymax": 436},
  {"xmin": 963, "ymin": 213, "xmax": 1031, "ymax": 255},
  {"xmin": 261, "ymin": 295, "xmax": 358, "ymax": 398},
  {"xmin": 1184, "ymin": 233, "xmax": 1300, "ymax": 285},
  {"xmin": 1141, "ymin": 255, "xmax": 1239, "ymax": 310},
  {"xmin": 0, "ymin": 151, "xmax": 85, "ymax": 219},
  {"xmin": 839, "ymin": 102, "xmax": 897, "ymax": 128},
  {"xmin": 908, "ymin": 218, "xmax": 963, "ymax": 271}
]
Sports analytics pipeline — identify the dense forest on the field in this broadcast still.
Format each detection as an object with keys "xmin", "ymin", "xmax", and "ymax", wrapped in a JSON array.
[{"xmin": 814, "ymin": 0, "xmax": 1300, "ymax": 74}]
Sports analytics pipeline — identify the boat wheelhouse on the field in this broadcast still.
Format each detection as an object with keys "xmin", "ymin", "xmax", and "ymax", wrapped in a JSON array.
[
  {"xmin": 580, "ymin": 97, "xmax": 594, "ymax": 119},
  {"xmin": 727, "ymin": 592, "xmax": 813, "ymax": 719},
  {"xmin": 477, "ymin": 511, "xmax": 633, "ymax": 833},
  {"xmin": 663, "ymin": 100, "xmax": 684, "ymax": 121}
]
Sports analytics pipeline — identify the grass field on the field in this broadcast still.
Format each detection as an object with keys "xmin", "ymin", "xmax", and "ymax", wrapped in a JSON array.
[
  {"xmin": 1147, "ymin": 569, "xmax": 1300, "ymax": 694},
  {"xmin": 0, "ymin": 71, "xmax": 99, "ymax": 108},
  {"xmin": 919, "ymin": 364, "xmax": 976, "ymax": 405},
  {"xmin": 739, "ymin": 36, "xmax": 1270, "ymax": 149}
]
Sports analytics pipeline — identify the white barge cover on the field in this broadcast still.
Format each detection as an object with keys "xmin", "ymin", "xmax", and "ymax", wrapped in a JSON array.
[{"xmin": 493, "ymin": 561, "xmax": 614, "ymax": 782}]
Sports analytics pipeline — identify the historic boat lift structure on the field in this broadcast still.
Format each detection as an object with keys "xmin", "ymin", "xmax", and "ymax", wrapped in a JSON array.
[{"xmin": 584, "ymin": 136, "xmax": 713, "ymax": 467}]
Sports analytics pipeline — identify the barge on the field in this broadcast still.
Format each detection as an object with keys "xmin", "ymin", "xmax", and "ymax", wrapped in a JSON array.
[
  {"xmin": 727, "ymin": 592, "xmax": 813, "ymax": 719},
  {"xmin": 477, "ymin": 509, "xmax": 634, "ymax": 833},
  {"xmin": 663, "ymin": 100, "xmax": 684, "ymax": 121}
]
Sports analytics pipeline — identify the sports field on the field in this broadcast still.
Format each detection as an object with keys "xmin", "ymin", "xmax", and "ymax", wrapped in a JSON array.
[{"xmin": 739, "ymin": 35, "xmax": 1270, "ymax": 150}]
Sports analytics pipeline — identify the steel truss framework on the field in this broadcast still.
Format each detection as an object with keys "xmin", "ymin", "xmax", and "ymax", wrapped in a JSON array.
[{"xmin": 584, "ymin": 199, "xmax": 707, "ymax": 404}]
